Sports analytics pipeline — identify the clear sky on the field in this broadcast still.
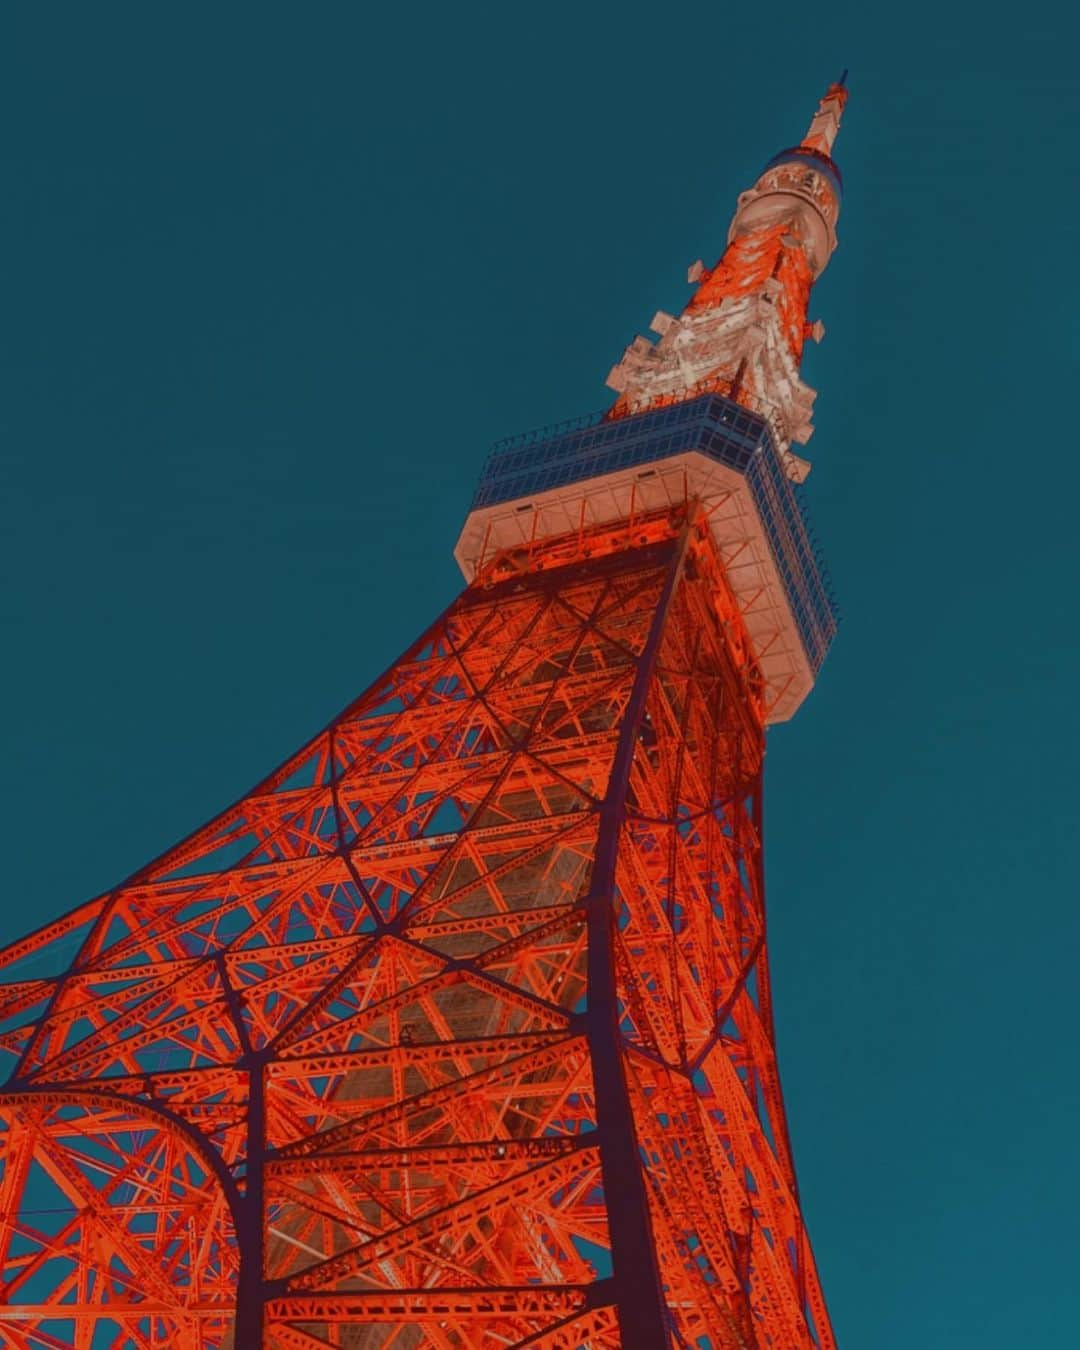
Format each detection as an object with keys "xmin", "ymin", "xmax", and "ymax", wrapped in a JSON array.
[{"xmin": 1, "ymin": 3, "xmax": 1077, "ymax": 1345}]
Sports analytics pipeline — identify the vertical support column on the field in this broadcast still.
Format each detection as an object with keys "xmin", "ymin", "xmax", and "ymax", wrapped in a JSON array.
[
  {"xmin": 585, "ymin": 524, "xmax": 691, "ymax": 1350},
  {"xmin": 232, "ymin": 1062, "xmax": 266, "ymax": 1346}
]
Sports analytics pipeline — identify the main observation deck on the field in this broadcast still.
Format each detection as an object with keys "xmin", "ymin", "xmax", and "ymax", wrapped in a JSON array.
[{"xmin": 456, "ymin": 392, "xmax": 837, "ymax": 723}]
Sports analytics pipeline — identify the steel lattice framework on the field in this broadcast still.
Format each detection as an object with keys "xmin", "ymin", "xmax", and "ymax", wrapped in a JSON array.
[{"xmin": 0, "ymin": 80, "xmax": 848, "ymax": 1349}]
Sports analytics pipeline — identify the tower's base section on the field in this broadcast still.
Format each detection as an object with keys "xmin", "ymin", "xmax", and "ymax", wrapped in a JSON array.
[{"xmin": 0, "ymin": 508, "xmax": 833, "ymax": 1347}]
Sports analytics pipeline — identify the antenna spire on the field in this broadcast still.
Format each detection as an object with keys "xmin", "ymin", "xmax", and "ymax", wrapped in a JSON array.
[{"xmin": 801, "ymin": 78, "xmax": 848, "ymax": 155}]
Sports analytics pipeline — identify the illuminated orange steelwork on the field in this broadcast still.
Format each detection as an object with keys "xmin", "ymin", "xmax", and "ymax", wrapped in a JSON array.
[
  {"xmin": 0, "ymin": 80, "xmax": 847, "ymax": 1348},
  {"xmin": 607, "ymin": 79, "xmax": 847, "ymax": 447}
]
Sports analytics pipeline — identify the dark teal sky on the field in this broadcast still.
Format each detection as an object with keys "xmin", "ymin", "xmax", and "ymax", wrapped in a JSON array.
[{"xmin": 2, "ymin": 4, "xmax": 1077, "ymax": 1344}]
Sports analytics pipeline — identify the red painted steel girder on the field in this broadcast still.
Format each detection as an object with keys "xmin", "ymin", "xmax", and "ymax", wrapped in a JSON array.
[{"xmin": 0, "ymin": 508, "xmax": 833, "ymax": 1347}]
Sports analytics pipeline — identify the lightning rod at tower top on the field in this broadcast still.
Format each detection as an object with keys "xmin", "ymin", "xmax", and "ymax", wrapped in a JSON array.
[{"xmin": 0, "ymin": 78, "xmax": 848, "ymax": 1348}]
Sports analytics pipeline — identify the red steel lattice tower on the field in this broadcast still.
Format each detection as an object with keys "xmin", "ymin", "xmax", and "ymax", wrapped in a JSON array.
[{"xmin": 0, "ymin": 80, "xmax": 848, "ymax": 1349}]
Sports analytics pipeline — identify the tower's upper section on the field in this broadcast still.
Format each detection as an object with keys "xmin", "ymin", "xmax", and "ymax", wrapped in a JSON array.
[
  {"xmin": 456, "ymin": 82, "xmax": 847, "ymax": 724},
  {"xmin": 606, "ymin": 79, "xmax": 847, "ymax": 456},
  {"xmin": 729, "ymin": 76, "xmax": 846, "ymax": 279}
]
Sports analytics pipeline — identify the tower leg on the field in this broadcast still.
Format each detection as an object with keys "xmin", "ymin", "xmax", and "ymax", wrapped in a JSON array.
[{"xmin": 586, "ymin": 529, "xmax": 689, "ymax": 1348}]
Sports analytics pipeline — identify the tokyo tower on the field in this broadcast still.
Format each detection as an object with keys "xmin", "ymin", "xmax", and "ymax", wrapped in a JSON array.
[{"xmin": 0, "ymin": 80, "xmax": 848, "ymax": 1349}]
